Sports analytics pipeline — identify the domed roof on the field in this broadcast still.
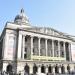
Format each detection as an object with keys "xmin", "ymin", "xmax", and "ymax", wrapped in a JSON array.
[{"xmin": 14, "ymin": 8, "xmax": 29, "ymax": 25}]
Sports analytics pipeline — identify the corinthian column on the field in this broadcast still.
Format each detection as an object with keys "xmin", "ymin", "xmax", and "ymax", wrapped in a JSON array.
[
  {"xmin": 63, "ymin": 42, "xmax": 66, "ymax": 61},
  {"xmin": 52, "ymin": 40, "xmax": 54, "ymax": 57},
  {"xmin": 31, "ymin": 36, "xmax": 33, "ymax": 59},
  {"xmin": 69, "ymin": 43, "xmax": 71, "ymax": 61},
  {"xmin": 45, "ymin": 39, "xmax": 48, "ymax": 56},
  {"xmin": 38, "ymin": 37, "xmax": 41, "ymax": 56},
  {"xmin": 58, "ymin": 41, "xmax": 60, "ymax": 57}
]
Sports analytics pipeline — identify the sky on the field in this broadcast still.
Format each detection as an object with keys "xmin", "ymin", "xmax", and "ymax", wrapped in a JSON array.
[{"xmin": 0, "ymin": 0, "xmax": 75, "ymax": 35}]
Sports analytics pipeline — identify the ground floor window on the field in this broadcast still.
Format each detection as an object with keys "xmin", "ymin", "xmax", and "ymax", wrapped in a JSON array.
[
  {"xmin": 48, "ymin": 64, "xmax": 52, "ymax": 73},
  {"xmin": 33, "ymin": 63, "xmax": 38, "ymax": 74},
  {"xmin": 55, "ymin": 64, "xmax": 59, "ymax": 73},
  {"xmin": 41, "ymin": 64, "xmax": 45, "ymax": 73},
  {"xmin": 67, "ymin": 64, "xmax": 70, "ymax": 73},
  {"xmin": 24, "ymin": 63, "xmax": 30, "ymax": 74},
  {"xmin": 61, "ymin": 64, "xmax": 65, "ymax": 74},
  {"xmin": 6, "ymin": 64, "xmax": 12, "ymax": 72}
]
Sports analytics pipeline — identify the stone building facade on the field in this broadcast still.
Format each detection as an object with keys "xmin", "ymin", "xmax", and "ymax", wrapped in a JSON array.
[{"xmin": 0, "ymin": 9, "xmax": 75, "ymax": 74}]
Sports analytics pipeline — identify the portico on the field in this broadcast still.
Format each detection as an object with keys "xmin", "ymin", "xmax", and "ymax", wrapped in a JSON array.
[{"xmin": 18, "ymin": 33, "xmax": 71, "ymax": 62}]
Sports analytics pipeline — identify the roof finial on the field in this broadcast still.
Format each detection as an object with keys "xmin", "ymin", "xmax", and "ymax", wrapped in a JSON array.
[{"xmin": 21, "ymin": 8, "xmax": 24, "ymax": 13}]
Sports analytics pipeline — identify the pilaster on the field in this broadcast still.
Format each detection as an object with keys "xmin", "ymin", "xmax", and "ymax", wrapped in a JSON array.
[
  {"xmin": 22, "ymin": 35, "xmax": 26, "ymax": 59},
  {"xmin": 17, "ymin": 31, "xmax": 22, "ymax": 59}
]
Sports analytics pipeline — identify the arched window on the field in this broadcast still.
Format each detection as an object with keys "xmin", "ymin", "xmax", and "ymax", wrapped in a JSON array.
[
  {"xmin": 41, "ymin": 64, "xmax": 45, "ymax": 73},
  {"xmin": 48, "ymin": 64, "xmax": 52, "ymax": 73},
  {"xmin": 33, "ymin": 63, "xmax": 38, "ymax": 74},
  {"xmin": 61, "ymin": 64, "xmax": 65, "ymax": 74},
  {"xmin": 55, "ymin": 64, "xmax": 59, "ymax": 73},
  {"xmin": 24, "ymin": 63, "xmax": 30, "ymax": 74},
  {"xmin": 6, "ymin": 64, "xmax": 12, "ymax": 72},
  {"xmin": 67, "ymin": 64, "xmax": 70, "ymax": 73}
]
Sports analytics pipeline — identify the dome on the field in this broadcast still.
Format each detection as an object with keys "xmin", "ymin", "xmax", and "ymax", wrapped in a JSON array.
[{"xmin": 14, "ymin": 8, "xmax": 29, "ymax": 25}]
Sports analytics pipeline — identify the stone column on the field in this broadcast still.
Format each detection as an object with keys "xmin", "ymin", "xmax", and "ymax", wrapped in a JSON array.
[
  {"xmin": 22, "ymin": 35, "xmax": 25, "ymax": 59},
  {"xmin": 38, "ymin": 37, "xmax": 41, "ymax": 56},
  {"xmin": 53, "ymin": 65, "xmax": 55, "ymax": 74},
  {"xmin": 2, "ymin": 63, "xmax": 8, "ymax": 71},
  {"xmin": 69, "ymin": 43, "xmax": 71, "ymax": 61},
  {"xmin": 45, "ymin": 39, "xmax": 48, "ymax": 56},
  {"xmin": 52, "ymin": 40, "xmax": 54, "ymax": 57},
  {"xmin": 59, "ymin": 65, "xmax": 61, "ymax": 74},
  {"xmin": 58, "ymin": 41, "xmax": 60, "ymax": 57},
  {"xmin": 65, "ymin": 65, "xmax": 67, "ymax": 73},
  {"xmin": 31, "ymin": 36, "xmax": 33, "ymax": 59},
  {"xmin": 46, "ymin": 65, "xmax": 48, "ymax": 74},
  {"xmin": 38, "ymin": 65, "xmax": 41, "ymax": 73},
  {"xmin": 30, "ymin": 65, "xmax": 33, "ymax": 74},
  {"xmin": 63, "ymin": 42, "xmax": 66, "ymax": 61}
]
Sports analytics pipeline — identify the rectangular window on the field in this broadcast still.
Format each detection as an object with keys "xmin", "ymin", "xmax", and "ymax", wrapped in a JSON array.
[
  {"xmin": 24, "ymin": 53, "xmax": 27, "ymax": 59},
  {"xmin": 25, "ymin": 38, "xmax": 27, "ymax": 42},
  {"xmin": 61, "ymin": 43, "xmax": 63, "ymax": 47},
  {"xmin": 25, "ymin": 48, "xmax": 27, "ymax": 52},
  {"xmin": 61, "ymin": 51, "xmax": 64, "ymax": 57}
]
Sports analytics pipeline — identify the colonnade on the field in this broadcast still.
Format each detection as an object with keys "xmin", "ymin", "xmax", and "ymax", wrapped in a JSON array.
[
  {"xmin": 20, "ymin": 35, "xmax": 72, "ymax": 61},
  {"xmin": 6, "ymin": 63, "xmax": 74, "ymax": 74},
  {"xmin": 26, "ymin": 63, "xmax": 71, "ymax": 74}
]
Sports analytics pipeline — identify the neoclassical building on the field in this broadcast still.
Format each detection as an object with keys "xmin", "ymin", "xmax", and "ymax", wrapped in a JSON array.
[{"xmin": 0, "ymin": 9, "xmax": 75, "ymax": 74}]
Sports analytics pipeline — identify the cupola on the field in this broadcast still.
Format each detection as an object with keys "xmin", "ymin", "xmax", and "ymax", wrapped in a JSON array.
[{"xmin": 14, "ymin": 8, "xmax": 29, "ymax": 25}]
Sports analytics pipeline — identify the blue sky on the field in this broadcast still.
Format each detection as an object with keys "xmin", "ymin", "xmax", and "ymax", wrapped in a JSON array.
[{"xmin": 0, "ymin": 0, "xmax": 75, "ymax": 35}]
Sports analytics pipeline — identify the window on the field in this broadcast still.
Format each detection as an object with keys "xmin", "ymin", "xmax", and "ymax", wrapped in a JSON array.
[
  {"xmin": 57, "ymin": 51, "xmax": 58, "ymax": 57},
  {"xmin": 61, "ymin": 42, "xmax": 63, "ymax": 47},
  {"xmin": 62, "ymin": 51, "xmax": 64, "ymax": 57},
  {"xmin": 25, "ymin": 38, "xmax": 27, "ymax": 42},
  {"xmin": 33, "ymin": 48, "xmax": 34, "ymax": 52},
  {"xmin": 25, "ymin": 48, "xmax": 27, "ymax": 52},
  {"xmin": 33, "ymin": 48, "xmax": 35, "ymax": 55},
  {"xmin": 24, "ymin": 54, "xmax": 27, "ymax": 59},
  {"xmin": 55, "ymin": 41, "xmax": 58, "ymax": 46}
]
